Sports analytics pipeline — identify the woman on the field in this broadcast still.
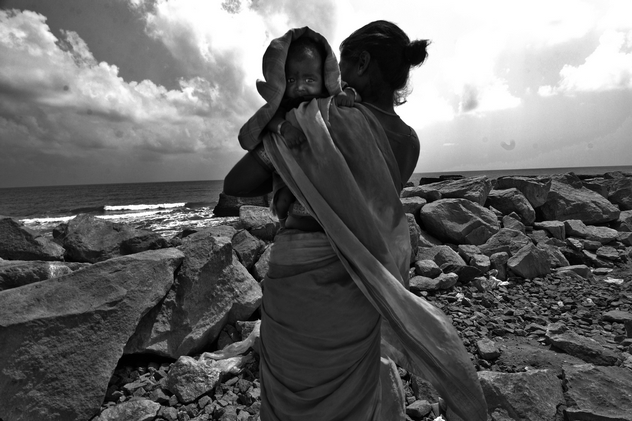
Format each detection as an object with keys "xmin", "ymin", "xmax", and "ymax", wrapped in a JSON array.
[{"xmin": 224, "ymin": 21, "xmax": 487, "ymax": 421}]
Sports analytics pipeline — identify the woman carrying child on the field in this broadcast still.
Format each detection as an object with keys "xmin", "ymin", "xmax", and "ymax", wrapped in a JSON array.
[{"xmin": 224, "ymin": 21, "xmax": 487, "ymax": 421}]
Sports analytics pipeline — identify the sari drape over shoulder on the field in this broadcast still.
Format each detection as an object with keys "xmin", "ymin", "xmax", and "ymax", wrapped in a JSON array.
[{"xmin": 261, "ymin": 99, "xmax": 488, "ymax": 421}]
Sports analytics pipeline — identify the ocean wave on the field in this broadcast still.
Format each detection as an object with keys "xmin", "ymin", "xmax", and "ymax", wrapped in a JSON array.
[
  {"xmin": 21, "ymin": 215, "xmax": 75, "ymax": 225},
  {"xmin": 104, "ymin": 203, "xmax": 186, "ymax": 212}
]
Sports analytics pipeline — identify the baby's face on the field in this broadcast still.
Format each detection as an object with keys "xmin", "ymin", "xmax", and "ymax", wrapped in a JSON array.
[{"xmin": 284, "ymin": 53, "xmax": 325, "ymax": 100}]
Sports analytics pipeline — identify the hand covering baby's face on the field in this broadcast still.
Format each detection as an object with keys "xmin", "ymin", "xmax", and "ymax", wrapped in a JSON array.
[{"xmin": 284, "ymin": 53, "xmax": 325, "ymax": 100}]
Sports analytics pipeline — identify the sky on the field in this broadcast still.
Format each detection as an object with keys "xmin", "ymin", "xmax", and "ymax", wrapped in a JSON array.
[{"xmin": 0, "ymin": 0, "xmax": 631, "ymax": 188}]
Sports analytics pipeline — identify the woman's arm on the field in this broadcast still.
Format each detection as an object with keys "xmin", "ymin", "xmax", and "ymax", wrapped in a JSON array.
[{"xmin": 223, "ymin": 152, "xmax": 274, "ymax": 197}]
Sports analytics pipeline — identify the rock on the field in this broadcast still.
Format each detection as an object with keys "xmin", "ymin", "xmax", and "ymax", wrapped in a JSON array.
[
  {"xmin": 0, "ymin": 217, "xmax": 65, "ymax": 261},
  {"xmin": 417, "ymin": 175, "xmax": 492, "ymax": 205},
  {"xmin": 479, "ymin": 228, "xmax": 532, "ymax": 257},
  {"xmin": 419, "ymin": 198, "xmax": 500, "ymax": 245},
  {"xmin": 537, "ymin": 244, "xmax": 570, "ymax": 268},
  {"xmin": 166, "ymin": 354, "xmax": 252, "ymax": 403},
  {"xmin": 538, "ymin": 173, "xmax": 620, "ymax": 224},
  {"xmin": 417, "ymin": 245, "xmax": 466, "ymax": 267},
  {"xmin": 555, "ymin": 264, "xmax": 593, "ymax": 280},
  {"xmin": 124, "ymin": 227, "xmax": 262, "ymax": 358},
  {"xmin": 478, "ymin": 369, "xmax": 564, "ymax": 421},
  {"xmin": 405, "ymin": 400, "xmax": 432, "ymax": 418},
  {"xmin": 477, "ymin": 338, "xmax": 501, "ymax": 360},
  {"xmin": 55, "ymin": 214, "xmax": 168, "ymax": 263},
  {"xmin": 0, "ymin": 248, "xmax": 183, "ymax": 421},
  {"xmin": 0, "ymin": 260, "xmax": 89, "ymax": 291},
  {"xmin": 602, "ymin": 310, "xmax": 632, "ymax": 323},
  {"xmin": 252, "ymin": 244, "xmax": 272, "ymax": 282},
  {"xmin": 494, "ymin": 176, "xmax": 552, "ymax": 208},
  {"xmin": 400, "ymin": 196, "xmax": 426, "ymax": 216},
  {"xmin": 563, "ymin": 363, "xmax": 632, "ymax": 421},
  {"xmin": 213, "ymin": 192, "xmax": 270, "ymax": 217},
  {"xmin": 400, "ymin": 186, "xmax": 441, "ymax": 202},
  {"xmin": 502, "ymin": 214, "xmax": 526, "ymax": 233},
  {"xmin": 457, "ymin": 244, "xmax": 482, "ymax": 264},
  {"xmin": 606, "ymin": 177, "xmax": 632, "ymax": 211},
  {"xmin": 418, "ymin": 228, "xmax": 442, "ymax": 247},
  {"xmin": 95, "ymin": 399, "xmax": 160, "ymax": 421},
  {"xmin": 533, "ymin": 221, "xmax": 565, "ymax": 240},
  {"xmin": 409, "ymin": 272, "xmax": 458, "ymax": 292},
  {"xmin": 564, "ymin": 219, "xmax": 619, "ymax": 244},
  {"xmin": 507, "ymin": 243, "xmax": 551, "ymax": 279},
  {"xmin": 596, "ymin": 245, "xmax": 620, "ymax": 261},
  {"xmin": 486, "ymin": 188, "xmax": 536, "ymax": 225},
  {"xmin": 232, "ymin": 229, "xmax": 264, "ymax": 270},
  {"xmin": 546, "ymin": 325, "xmax": 620, "ymax": 366},
  {"xmin": 490, "ymin": 252, "xmax": 509, "ymax": 280},
  {"xmin": 406, "ymin": 214, "xmax": 421, "ymax": 265},
  {"xmin": 470, "ymin": 254, "xmax": 491, "ymax": 273},
  {"xmin": 238, "ymin": 206, "xmax": 279, "ymax": 242},
  {"xmin": 612, "ymin": 210, "xmax": 632, "ymax": 232},
  {"xmin": 414, "ymin": 259, "xmax": 442, "ymax": 278}
]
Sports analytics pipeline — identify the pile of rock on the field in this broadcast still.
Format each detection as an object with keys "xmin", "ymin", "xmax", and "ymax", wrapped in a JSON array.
[{"xmin": 1, "ymin": 170, "xmax": 631, "ymax": 421}]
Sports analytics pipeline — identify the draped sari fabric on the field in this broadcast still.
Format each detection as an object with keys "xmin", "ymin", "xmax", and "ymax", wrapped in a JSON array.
[{"xmin": 261, "ymin": 99, "xmax": 488, "ymax": 421}]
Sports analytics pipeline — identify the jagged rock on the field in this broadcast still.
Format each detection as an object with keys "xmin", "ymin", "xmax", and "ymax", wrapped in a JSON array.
[
  {"xmin": 618, "ymin": 232, "xmax": 632, "ymax": 246},
  {"xmin": 409, "ymin": 272, "xmax": 458, "ymax": 292},
  {"xmin": 0, "ymin": 217, "xmax": 65, "ymax": 261},
  {"xmin": 537, "ymin": 244, "xmax": 570, "ymax": 269},
  {"xmin": 507, "ymin": 243, "xmax": 551, "ymax": 278},
  {"xmin": 486, "ymin": 188, "xmax": 536, "ymax": 225},
  {"xmin": 606, "ymin": 177, "xmax": 632, "ymax": 211},
  {"xmin": 555, "ymin": 264, "xmax": 593, "ymax": 280},
  {"xmin": 478, "ymin": 369, "xmax": 564, "ymax": 421},
  {"xmin": 582, "ymin": 178, "xmax": 610, "ymax": 198},
  {"xmin": 405, "ymin": 400, "xmax": 432, "ymax": 418},
  {"xmin": 494, "ymin": 176, "xmax": 552, "ymax": 208},
  {"xmin": 417, "ymin": 245, "xmax": 466, "ymax": 267},
  {"xmin": 545, "ymin": 324, "xmax": 620, "ymax": 366},
  {"xmin": 232, "ymin": 229, "xmax": 264, "ymax": 270},
  {"xmin": 538, "ymin": 173, "xmax": 620, "ymax": 224},
  {"xmin": 252, "ymin": 244, "xmax": 272, "ymax": 282},
  {"xmin": 238, "ymin": 206, "xmax": 279, "ymax": 242},
  {"xmin": 54, "ymin": 214, "xmax": 168, "ymax": 263},
  {"xmin": 166, "ymin": 354, "xmax": 252, "ymax": 404},
  {"xmin": 457, "ymin": 244, "xmax": 481, "ymax": 264},
  {"xmin": 470, "ymin": 254, "xmax": 491, "ymax": 273},
  {"xmin": 416, "ymin": 175, "xmax": 492, "ymax": 205},
  {"xmin": 213, "ymin": 192, "xmax": 270, "ymax": 217},
  {"xmin": 564, "ymin": 219, "xmax": 619, "ymax": 244},
  {"xmin": 582, "ymin": 249, "xmax": 615, "ymax": 268},
  {"xmin": 602, "ymin": 310, "xmax": 632, "ymax": 324},
  {"xmin": 400, "ymin": 185, "xmax": 441, "ymax": 202},
  {"xmin": 490, "ymin": 252, "xmax": 509, "ymax": 280},
  {"xmin": 479, "ymin": 228, "xmax": 532, "ymax": 257},
  {"xmin": 596, "ymin": 245, "xmax": 620, "ymax": 261},
  {"xmin": 400, "ymin": 196, "xmax": 426, "ymax": 216},
  {"xmin": 419, "ymin": 198, "xmax": 500, "ymax": 245},
  {"xmin": 124, "ymin": 227, "xmax": 262, "ymax": 358},
  {"xmin": 414, "ymin": 259, "xmax": 442, "ymax": 278},
  {"xmin": 477, "ymin": 338, "xmax": 501, "ymax": 360},
  {"xmin": 95, "ymin": 399, "xmax": 160, "ymax": 421},
  {"xmin": 502, "ymin": 214, "xmax": 526, "ymax": 233},
  {"xmin": 563, "ymin": 363, "xmax": 632, "ymax": 421},
  {"xmin": 533, "ymin": 221, "xmax": 566, "ymax": 240},
  {"xmin": 418, "ymin": 228, "xmax": 442, "ymax": 247},
  {"xmin": 407, "ymin": 214, "xmax": 421, "ymax": 265},
  {"xmin": 0, "ymin": 260, "xmax": 89, "ymax": 291},
  {"xmin": 0, "ymin": 248, "xmax": 183, "ymax": 421},
  {"xmin": 612, "ymin": 210, "xmax": 632, "ymax": 232}
]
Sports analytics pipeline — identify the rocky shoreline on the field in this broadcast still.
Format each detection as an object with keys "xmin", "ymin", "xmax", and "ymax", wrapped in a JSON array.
[{"xmin": 1, "ymin": 171, "xmax": 632, "ymax": 421}]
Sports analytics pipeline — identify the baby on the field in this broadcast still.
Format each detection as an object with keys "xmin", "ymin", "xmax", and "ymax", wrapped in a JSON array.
[{"xmin": 265, "ymin": 36, "xmax": 360, "ymax": 225}]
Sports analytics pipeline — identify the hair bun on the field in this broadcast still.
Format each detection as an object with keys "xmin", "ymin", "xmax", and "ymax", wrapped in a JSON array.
[{"xmin": 404, "ymin": 39, "xmax": 430, "ymax": 66}]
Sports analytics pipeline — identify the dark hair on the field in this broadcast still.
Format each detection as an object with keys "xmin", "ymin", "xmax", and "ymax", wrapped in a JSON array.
[
  {"xmin": 287, "ymin": 36, "xmax": 327, "ymax": 65},
  {"xmin": 340, "ymin": 20, "xmax": 430, "ymax": 106}
]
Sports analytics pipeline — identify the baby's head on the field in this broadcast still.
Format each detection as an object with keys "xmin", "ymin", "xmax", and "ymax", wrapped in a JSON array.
[{"xmin": 284, "ymin": 37, "xmax": 327, "ymax": 100}]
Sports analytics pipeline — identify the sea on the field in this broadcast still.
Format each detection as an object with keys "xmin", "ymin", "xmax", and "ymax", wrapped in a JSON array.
[{"xmin": 1, "ymin": 165, "xmax": 630, "ymax": 239}]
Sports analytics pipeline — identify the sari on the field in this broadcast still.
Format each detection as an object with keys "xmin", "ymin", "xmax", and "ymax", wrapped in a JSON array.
[{"xmin": 259, "ymin": 99, "xmax": 487, "ymax": 421}]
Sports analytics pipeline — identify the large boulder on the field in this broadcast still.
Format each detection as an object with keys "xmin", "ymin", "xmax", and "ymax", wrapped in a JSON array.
[
  {"xmin": 612, "ymin": 210, "xmax": 632, "ymax": 232},
  {"xmin": 478, "ymin": 369, "xmax": 564, "ymax": 421},
  {"xmin": 494, "ymin": 176, "xmax": 552, "ymax": 208},
  {"xmin": 419, "ymin": 198, "xmax": 500, "ymax": 245},
  {"xmin": 485, "ymin": 188, "xmax": 536, "ymax": 225},
  {"xmin": 507, "ymin": 243, "xmax": 551, "ymax": 278},
  {"xmin": 606, "ymin": 177, "xmax": 632, "ymax": 210},
  {"xmin": 54, "ymin": 214, "xmax": 169, "ymax": 263},
  {"xmin": 563, "ymin": 363, "xmax": 632, "ymax": 421},
  {"xmin": 415, "ymin": 175, "xmax": 492, "ymax": 205},
  {"xmin": 0, "ymin": 260, "xmax": 89, "ymax": 291},
  {"xmin": 238, "ymin": 205, "xmax": 280, "ymax": 242},
  {"xmin": 538, "ymin": 173, "xmax": 620, "ymax": 224},
  {"xmin": 479, "ymin": 228, "xmax": 532, "ymax": 257},
  {"xmin": 212, "ymin": 192, "xmax": 270, "ymax": 217},
  {"xmin": 124, "ymin": 227, "xmax": 262, "ymax": 358},
  {"xmin": 0, "ymin": 217, "xmax": 65, "ymax": 261},
  {"xmin": 0, "ymin": 248, "xmax": 184, "ymax": 421},
  {"xmin": 564, "ymin": 220, "xmax": 619, "ymax": 244}
]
